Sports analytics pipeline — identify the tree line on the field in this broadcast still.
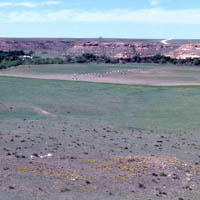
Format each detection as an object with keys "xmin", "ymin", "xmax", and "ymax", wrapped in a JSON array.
[{"xmin": 1, "ymin": 51, "xmax": 200, "ymax": 69}]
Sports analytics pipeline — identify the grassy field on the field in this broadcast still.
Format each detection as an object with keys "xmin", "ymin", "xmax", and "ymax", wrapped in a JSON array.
[
  {"xmin": 2, "ymin": 63, "xmax": 153, "ymax": 74},
  {"xmin": 5, "ymin": 63, "xmax": 200, "ymax": 75},
  {"xmin": 1, "ymin": 75, "xmax": 200, "ymax": 133}
]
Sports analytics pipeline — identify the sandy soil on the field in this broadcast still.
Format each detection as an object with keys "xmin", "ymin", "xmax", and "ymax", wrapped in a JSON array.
[
  {"xmin": 1, "ymin": 67, "xmax": 200, "ymax": 86},
  {"xmin": 32, "ymin": 106, "xmax": 55, "ymax": 117}
]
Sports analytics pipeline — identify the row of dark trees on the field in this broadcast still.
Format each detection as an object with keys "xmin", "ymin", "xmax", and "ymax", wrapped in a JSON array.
[
  {"xmin": 69, "ymin": 53, "xmax": 200, "ymax": 65},
  {"xmin": 0, "ymin": 50, "xmax": 25, "ymax": 61},
  {"xmin": 1, "ymin": 51, "xmax": 200, "ymax": 69},
  {"xmin": 62, "ymin": 53, "xmax": 200, "ymax": 66},
  {"xmin": 0, "ymin": 50, "xmax": 26, "ymax": 69},
  {"xmin": 131, "ymin": 55, "xmax": 200, "ymax": 66}
]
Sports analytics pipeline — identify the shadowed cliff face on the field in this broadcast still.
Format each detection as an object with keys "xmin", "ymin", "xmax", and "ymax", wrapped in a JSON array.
[{"xmin": 0, "ymin": 38, "xmax": 200, "ymax": 58}]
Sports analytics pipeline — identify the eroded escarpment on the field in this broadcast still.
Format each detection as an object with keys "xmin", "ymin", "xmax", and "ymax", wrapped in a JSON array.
[
  {"xmin": 166, "ymin": 43, "xmax": 200, "ymax": 59},
  {"xmin": 1, "ymin": 38, "xmax": 200, "ymax": 59}
]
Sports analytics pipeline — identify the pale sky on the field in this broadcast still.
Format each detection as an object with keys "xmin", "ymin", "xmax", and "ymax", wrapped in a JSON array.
[{"xmin": 0, "ymin": 0, "xmax": 200, "ymax": 38}]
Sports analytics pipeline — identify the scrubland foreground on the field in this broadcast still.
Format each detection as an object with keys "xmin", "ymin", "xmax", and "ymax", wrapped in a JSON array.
[{"xmin": 1, "ymin": 64, "xmax": 200, "ymax": 199}]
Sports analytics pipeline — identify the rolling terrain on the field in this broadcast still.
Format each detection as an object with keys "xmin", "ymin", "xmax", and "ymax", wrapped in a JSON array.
[
  {"xmin": 1, "ymin": 64, "xmax": 200, "ymax": 199},
  {"xmin": 1, "ymin": 39, "xmax": 200, "ymax": 199},
  {"xmin": 1, "ymin": 77, "xmax": 200, "ymax": 199}
]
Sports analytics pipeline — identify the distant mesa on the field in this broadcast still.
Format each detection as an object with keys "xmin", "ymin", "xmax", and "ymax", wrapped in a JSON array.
[{"xmin": 0, "ymin": 38, "xmax": 200, "ymax": 59}]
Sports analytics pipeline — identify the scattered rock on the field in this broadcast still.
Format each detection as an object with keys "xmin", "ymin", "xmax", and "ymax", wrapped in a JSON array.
[
  {"xmin": 60, "ymin": 187, "xmax": 70, "ymax": 192},
  {"xmin": 138, "ymin": 183, "xmax": 145, "ymax": 189},
  {"xmin": 86, "ymin": 181, "xmax": 91, "ymax": 185},
  {"xmin": 9, "ymin": 186, "xmax": 15, "ymax": 190}
]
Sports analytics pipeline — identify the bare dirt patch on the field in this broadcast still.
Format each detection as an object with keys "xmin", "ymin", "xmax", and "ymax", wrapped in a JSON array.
[
  {"xmin": 13, "ymin": 155, "xmax": 200, "ymax": 198},
  {"xmin": 32, "ymin": 106, "xmax": 55, "ymax": 117},
  {"xmin": 1, "ymin": 66, "xmax": 200, "ymax": 86}
]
